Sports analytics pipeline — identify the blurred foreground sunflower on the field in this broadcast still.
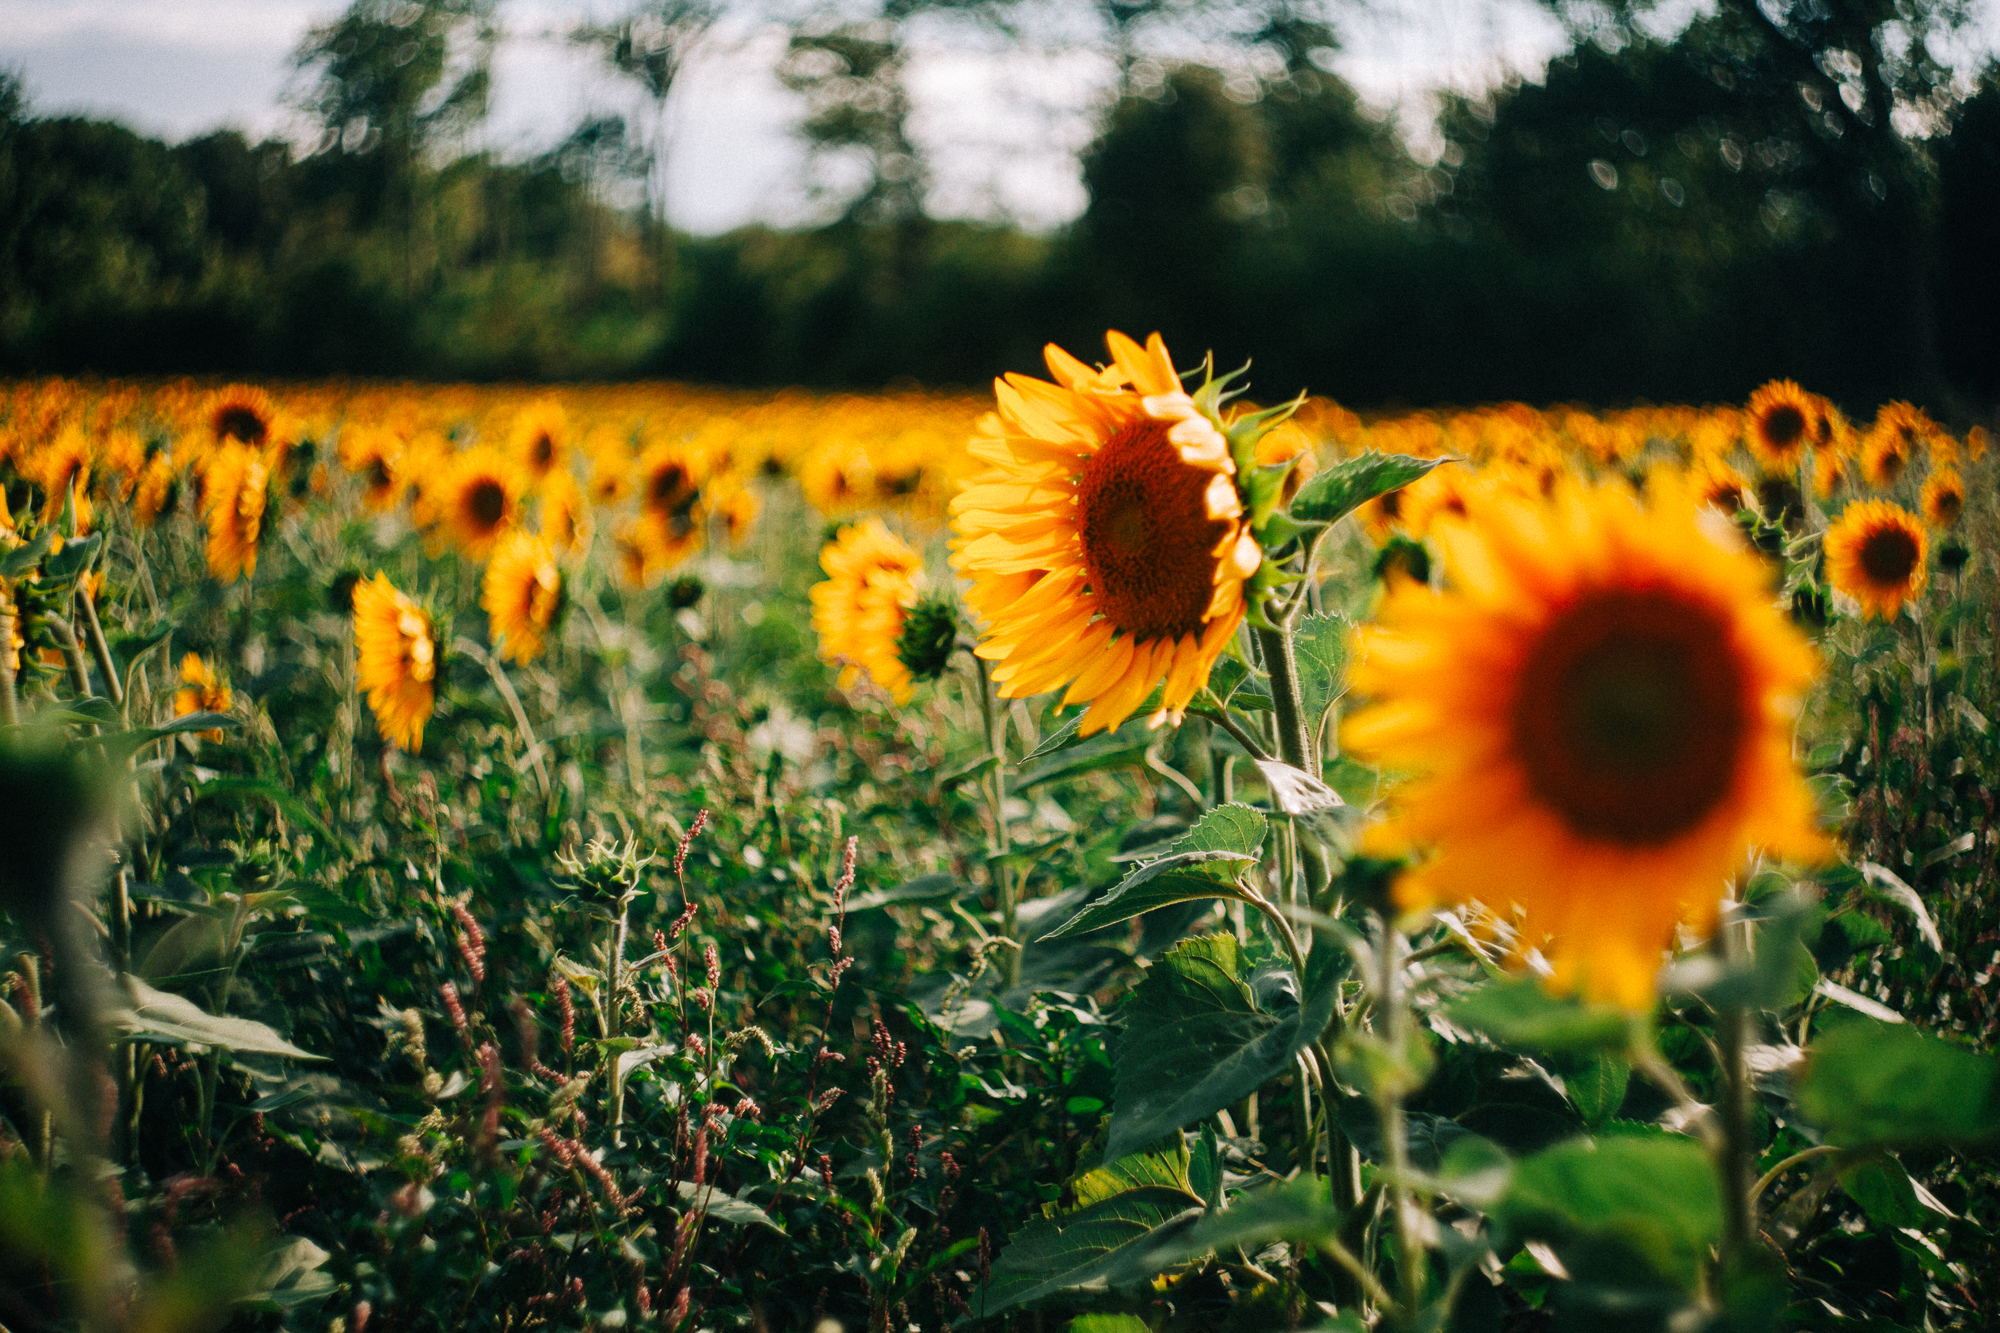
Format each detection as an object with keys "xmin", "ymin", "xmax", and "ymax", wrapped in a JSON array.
[
  {"xmin": 1826, "ymin": 499, "xmax": 1928, "ymax": 620},
  {"xmin": 482, "ymin": 530, "xmax": 563, "ymax": 664},
  {"xmin": 1343, "ymin": 482, "xmax": 1825, "ymax": 1009},
  {"xmin": 951, "ymin": 331, "xmax": 1260, "ymax": 735},
  {"xmin": 354, "ymin": 573, "xmax": 437, "ymax": 750}
]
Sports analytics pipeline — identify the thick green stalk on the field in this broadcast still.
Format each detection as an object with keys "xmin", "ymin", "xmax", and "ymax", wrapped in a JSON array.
[
  {"xmin": 0, "ymin": 606, "xmax": 16, "ymax": 726},
  {"xmin": 971, "ymin": 655, "xmax": 1019, "ymax": 988},
  {"xmin": 77, "ymin": 581, "xmax": 124, "ymax": 714},
  {"xmin": 1376, "ymin": 918, "xmax": 1424, "ymax": 1317}
]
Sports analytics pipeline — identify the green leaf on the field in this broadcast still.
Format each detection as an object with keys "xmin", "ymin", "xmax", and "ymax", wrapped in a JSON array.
[
  {"xmin": 1795, "ymin": 1021, "xmax": 2000, "ymax": 1148},
  {"xmin": 1856, "ymin": 862, "xmax": 1943, "ymax": 953},
  {"xmin": 1494, "ymin": 1135, "xmax": 1722, "ymax": 1290},
  {"xmin": 1564, "ymin": 1054, "xmax": 1631, "ymax": 1128},
  {"xmin": 112, "ymin": 977, "xmax": 323, "ymax": 1061},
  {"xmin": 1104, "ymin": 1175, "xmax": 1341, "ymax": 1280},
  {"xmin": 1041, "ymin": 853, "xmax": 1255, "ymax": 941},
  {"xmin": 1445, "ymin": 978, "xmax": 1635, "ymax": 1052},
  {"xmin": 978, "ymin": 1181, "xmax": 1202, "ymax": 1315},
  {"xmin": 1292, "ymin": 613, "xmax": 1350, "ymax": 750},
  {"xmin": 1069, "ymin": 1318, "xmax": 1151, "ymax": 1333},
  {"xmin": 1838, "ymin": 1157, "xmax": 1930, "ymax": 1229},
  {"xmin": 676, "ymin": 1181, "xmax": 784, "ymax": 1231},
  {"xmin": 1042, "ymin": 804, "xmax": 1267, "ymax": 940},
  {"xmin": 1015, "ymin": 730, "xmax": 1153, "ymax": 790},
  {"xmin": 148, "ymin": 711, "xmax": 239, "ymax": 738},
  {"xmin": 1288, "ymin": 452, "xmax": 1449, "ymax": 526},
  {"xmin": 0, "ymin": 528, "xmax": 55, "ymax": 579},
  {"xmin": 1105, "ymin": 935, "xmax": 1341, "ymax": 1163},
  {"xmin": 190, "ymin": 776, "xmax": 355, "ymax": 857},
  {"xmin": 845, "ymin": 871, "xmax": 964, "ymax": 912},
  {"xmin": 1021, "ymin": 710, "xmax": 1085, "ymax": 761},
  {"xmin": 41, "ymin": 532, "xmax": 104, "ymax": 585}
]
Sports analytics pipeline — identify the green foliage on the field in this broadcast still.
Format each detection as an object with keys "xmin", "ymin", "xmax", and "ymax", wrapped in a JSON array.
[
  {"xmin": 1494, "ymin": 1134, "xmax": 1723, "ymax": 1290},
  {"xmin": 1796, "ymin": 1022, "xmax": 2000, "ymax": 1148},
  {"xmin": 1106, "ymin": 935, "xmax": 1340, "ymax": 1163}
]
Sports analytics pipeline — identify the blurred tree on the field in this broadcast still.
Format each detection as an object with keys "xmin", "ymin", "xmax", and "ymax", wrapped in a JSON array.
[
  {"xmin": 574, "ymin": 0, "xmax": 723, "ymax": 305},
  {"xmin": 292, "ymin": 0, "xmax": 498, "ymax": 292},
  {"xmin": 1471, "ymin": 0, "xmax": 1980, "ymax": 401}
]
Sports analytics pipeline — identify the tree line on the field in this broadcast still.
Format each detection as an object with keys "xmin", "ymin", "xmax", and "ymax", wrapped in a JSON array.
[{"xmin": 2, "ymin": 0, "xmax": 1997, "ymax": 413}]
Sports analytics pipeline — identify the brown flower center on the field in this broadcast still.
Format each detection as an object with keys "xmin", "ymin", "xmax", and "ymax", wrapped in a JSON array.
[
  {"xmin": 649, "ymin": 463, "xmax": 697, "ymax": 515},
  {"xmin": 1076, "ymin": 418, "xmax": 1229, "ymax": 641},
  {"xmin": 1859, "ymin": 523, "xmax": 1919, "ymax": 587},
  {"xmin": 530, "ymin": 432, "xmax": 555, "ymax": 470},
  {"xmin": 1512, "ymin": 587, "xmax": 1748, "ymax": 846},
  {"xmin": 467, "ymin": 478, "xmax": 507, "ymax": 532},
  {"xmin": 1930, "ymin": 489, "xmax": 1962, "ymax": 525},
  {"xmin": 1761, "ymin": 405, "xmax": 1805, "ymax": 451},
  {"xmin": 215, "ymin": 406, "xmax": 268, "ymax": 446}
]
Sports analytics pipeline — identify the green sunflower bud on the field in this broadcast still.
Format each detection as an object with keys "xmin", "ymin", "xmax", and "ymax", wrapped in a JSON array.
[{"xmin": 894, "ymin": 597, "xmax": 959, "ymax": 683}]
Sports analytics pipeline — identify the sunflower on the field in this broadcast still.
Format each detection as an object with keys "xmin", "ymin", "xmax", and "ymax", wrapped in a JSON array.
[
  {"xmin": 339, "ymin": 424, "xmax": 405, "ymax": 511},
  {"xmin": 434, "ymin": 448, "xmax": 524, "ymax": 560},
  {"xmin": 811, "ymin": 518, "xmax": 926, "ymax": 704},
  {"xmin": 1745, "ymin": 380, "xmax": 1815, "ymax": 474},
  {"xmin": 951, "ymin": 331, "xmax": 1261, "ymax": 736},
  {"xmin": 1689, "ymin": 455, "xmax": 1750, "ymax": 513},
  {"xmin": 1861, "ymin": 403, "xmax": 1940, "ymax": 489},
  {"xmin": 201, "ymin": 442, "xmax": 269, "ymax": 583},
  {"xmin": 509, "ymin": 399, "xmax": 569, "ymax": 483},
  {"xmin": 1342, "ymin": 482, "xmax": 1825, "ymax": 1010},
  {"xmin": 203, "ymin": 384, "xmax": 278, "ymax": 451},
  {"xmin": 353, "ymin": 572, "xmax": 437, "ymax": 751},
  {"xmin": 1921, "ymin": 468, "xmax": 1965, "ymax": 529},
  {"xmin": 1825, "ymin": 500, "xmax": 1928, "ymax": 620},
  {"xmin": 482, "ymin": 530, "xmax": 564, "ymax": 664},
  {"xmin": 132, "ymin": 452, "xmax": 179, "ymax": 527},
  {"xmin": 173, "ymin": 653, "xmax": 233, "ymax": 740},
  {"xmin": 537, "ymin": 470, "xmax": 591, "ymax": 555},
  {"xmin": 631, "ymin": 442, "xmax": 708, "ymax": 573}
]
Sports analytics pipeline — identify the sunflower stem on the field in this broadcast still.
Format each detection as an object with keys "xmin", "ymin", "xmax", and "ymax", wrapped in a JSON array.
[
  {"xmin": 77, "ymin": 579, "xmax": 125, "ymax": 717},
  {"xmin": 456, "ymin": 637, "xmax": 551, "ymax": 800},
  {"xmin": 1375, "ymin": 913, "xmax": 1425, "ymax": 1317},
  {"xmin": 1715, "ymin": 905, "xmax": 1757, "ymax": 1270},
  {"xmin": 0, "ymin": 605, "xmax": 18, "ymax": 727},
  {"xmin": 970, "ymin": 653, "xmax": 1019, "ymax": 989}
]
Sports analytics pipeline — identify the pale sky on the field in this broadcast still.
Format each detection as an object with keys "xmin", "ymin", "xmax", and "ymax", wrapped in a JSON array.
[{"xmin": 4, "ymin": 0, "xmax": 1989, "ymax": 234}]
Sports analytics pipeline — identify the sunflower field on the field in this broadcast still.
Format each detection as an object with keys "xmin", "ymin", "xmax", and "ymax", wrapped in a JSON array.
[{"xmin": 0, "ymin": 343, "xmax": 1996, "ymax": 1333}]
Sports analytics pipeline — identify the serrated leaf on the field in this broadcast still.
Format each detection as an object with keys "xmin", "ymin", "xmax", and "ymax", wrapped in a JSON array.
[
  {"xmin": 1795, "ymin": 1021, "xmax": 2000, "ymax": 1148},
  {"xmin": 1174, "ymin": 802, "xmax": 1267, "ymax": 857},
  {"xmin": 1042, "ymin": 805, "xmax": 1268, "ymax": 940},
  {"xmin": 1292, "ymin": 613, "xmax": 1350, "ymax": 750},
  {"xmin": 977, "ymin": 1185, "xmax": 1202, "ymax": 1315},
  {"xmin": 1565, "ymin": 1054, "xmax": 1631, "ymax": 1127},
  {"xmin": 112, "ymin": 977, "xmax": 322, "ymax": 1061},
  {"xmin": 1105, "ymin": 935, "xmax": 1341, "ymax": 1162},
  {"xmin": 1445, "ymin": 978, "xmax": 1635, "ymax": 1052},
  {"xmin": 1494, "ymin": 1134, "xmax": 1722, "ymax": 1291},
  {"xmin": 1040, "ymin": 853, "xmax": 1256, "ymax": 940},
  {"xmin": 1289, "ymin": 452, "xmax": 1449, "ymax": 526}
]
